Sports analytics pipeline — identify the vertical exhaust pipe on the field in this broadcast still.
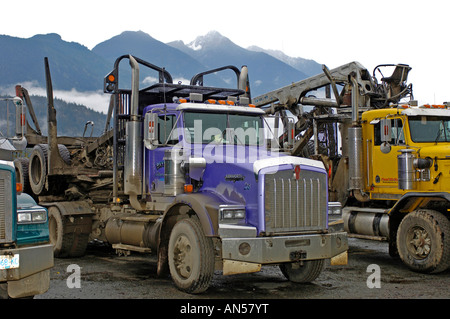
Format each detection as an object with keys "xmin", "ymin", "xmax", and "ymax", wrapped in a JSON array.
[
  {"xmin": 239, "ymin": 65, "xmax": 251, "ymax": 100},
  {"xmin": 348, "ymin": 73, "xmax": 369, "ymax": 202},
  {"xmin": 124, "ymin": 56, "xmax": 146, "ymax": 210}
]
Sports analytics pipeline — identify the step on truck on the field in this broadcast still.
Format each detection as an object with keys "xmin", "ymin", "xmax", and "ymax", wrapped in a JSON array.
[
  {"xmin": 252, "ymin": 62, "xmax": 450, "ymax": 273},
  {"xmin": 0, "ymin": 96, "xmax": 53, "ymax": 298},
  {"xmin": 17, "ymin": 55, "xmax": 347, "ymax": 293}
]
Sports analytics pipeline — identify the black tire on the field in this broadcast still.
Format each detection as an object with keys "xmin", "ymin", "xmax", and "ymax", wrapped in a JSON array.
[
  {"xmin": 48, "ymin": 206, "xmax": 90, "ymax": 258},
  {"xmin": 280, "ymin": 259, "xmax": 325, "ymax": 283},
  {"xmin": 29, "ymin": 144, "xmax": 48, "ymax": 196},
  {"xmin": 14, "ymin": 157, "xmax": 30, "ymax": 193},
  {"xmin": 168, "ymin": 217, "xmax": 214, "ymax": 294},
  {"xmin": 397, "ymin": 209, "xmax": 450, "ymax": 273},
  {"xmin": 57, "ymin": 144, "xmax": 72, "ymax": 165},
  {"xmin": 28, "ymin": 144, "xmax": 71, "ymax": 196}
]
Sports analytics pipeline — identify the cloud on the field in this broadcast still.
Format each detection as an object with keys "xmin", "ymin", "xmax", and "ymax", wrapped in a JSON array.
[{"xmin": 0, "ymin": 82, "xmax": 111, "ymax": 114}]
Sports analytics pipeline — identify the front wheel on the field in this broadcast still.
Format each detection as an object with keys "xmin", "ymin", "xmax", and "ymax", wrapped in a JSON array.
[
  {"xmin": 280, "ymin": 259, "xmax": 325, "ymax": 283},
  {"xmin": 396, "ymin": 209, "xmax": 450, "ymax": 273},
  {"xmin": 168, "ymin": 217, "xmax": 215, "ymax": 294}
]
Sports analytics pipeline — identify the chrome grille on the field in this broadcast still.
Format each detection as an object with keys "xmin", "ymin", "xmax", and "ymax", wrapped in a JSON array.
[
  {"xmin": 264, "ymin": 169, "xmax": 327, "ymax": 233},
  {"xmin": 0, "ymin": 177, "xmax": 5, "ymax": 239},
  {"xmin": 0, "ymin": 169, "xmax": 13, "ymax": 243}
]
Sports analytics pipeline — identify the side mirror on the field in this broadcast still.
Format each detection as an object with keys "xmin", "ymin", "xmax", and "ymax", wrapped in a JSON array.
[
  {"xmin": 144, "ymin": 112, "xmax": 159, "ymax": 150},
  {"xmin": 286, "ymin": 119, "xmax": 295, "ymax": 149},
  {"xmin": 380, "ymin": 119, "xmax": 392, "ymax": 154},
  {"xmin": 380, "ymin": 119, "xmax": 392, "ymax": 142}
]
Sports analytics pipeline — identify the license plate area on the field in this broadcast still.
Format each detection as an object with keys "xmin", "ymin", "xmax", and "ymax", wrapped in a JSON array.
[{"xmin": 0, "ymin": 254, "xmax": 19, "ymax": 269}]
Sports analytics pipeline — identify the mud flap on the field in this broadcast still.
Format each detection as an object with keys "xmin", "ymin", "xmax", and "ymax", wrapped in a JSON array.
[
  {"xmin": 330, "ymin": 251, "xmax": 348, "ymax": 266},
  {"xmin": 223, "ymin": 260, "xmax": 261, "ymax": 275}
]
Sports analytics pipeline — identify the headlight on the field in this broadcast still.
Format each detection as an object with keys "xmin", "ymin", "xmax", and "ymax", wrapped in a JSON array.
[
  {"xmin": 219, "ymin": 205, "xmax": 246, "ymax": 223},
  {"xmin": 18, "ymin": 212, "xmax": 32, "ymax": 223},
  {"xmin": 17, "ymin": 210, "xmax": 47, "ymax": 224}
]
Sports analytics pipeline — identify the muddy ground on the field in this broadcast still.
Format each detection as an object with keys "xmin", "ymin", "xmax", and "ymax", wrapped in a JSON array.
[{"xmin": 35, "ymin": 237, "xmax": 449, "ymax": 301}]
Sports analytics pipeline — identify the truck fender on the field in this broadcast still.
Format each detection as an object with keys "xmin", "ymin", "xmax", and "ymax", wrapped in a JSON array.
[
  {"xmin": 41, "ymin": 201, "xmax": 94, "ymax": 216},
  {"xmin": 164, "ymin": 192, "xmax": 227, "ymax": 236},
  {"xmin": 155, "ymin": 192, "xmax": 226, "ymax": 277},
  {"xmin": 389, "ymin": 192, "xmax": 450, "ymax": 219}
]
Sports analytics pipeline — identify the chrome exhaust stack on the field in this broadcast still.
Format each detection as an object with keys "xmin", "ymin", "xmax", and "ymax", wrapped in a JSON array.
[
  {"xmin": 348, "ymin": 74, "xmax": 369, "ymax": 202},
  {"xmin": 124, "ymin": 55, "xmax": 145, "ymax": 210}
]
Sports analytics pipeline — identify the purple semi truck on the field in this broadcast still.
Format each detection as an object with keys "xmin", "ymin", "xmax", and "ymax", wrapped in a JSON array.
[{"xmin": 21, "ymin": 55, "xmax": 348, "ymax": 294}]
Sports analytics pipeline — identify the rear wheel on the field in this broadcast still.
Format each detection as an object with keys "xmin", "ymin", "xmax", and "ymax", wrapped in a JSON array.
[
  {"xmin": 48, "ymin": 205, "xmax": 90, "ymax": 258},
  {"xmin": 397, "ymin": 209, "xmax": 450, "ymax": 273},
  {"xmin": 280, "ymin": 259, "xmax": 325, "ymax": 283},
  {"xmin": 168, "ymin": 217, "xmax": 214, "ymax": 294}
]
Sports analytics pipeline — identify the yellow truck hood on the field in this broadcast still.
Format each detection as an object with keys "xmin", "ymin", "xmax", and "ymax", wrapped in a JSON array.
[{"xmin": 418, "ymin": 144, "xmax": 450, "ymax": 159}]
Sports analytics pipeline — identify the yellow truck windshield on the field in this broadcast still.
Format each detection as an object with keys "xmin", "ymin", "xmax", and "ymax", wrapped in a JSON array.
[{"xmin": 408, "ymin": 116, "xmax": 450, "ymax": 142}]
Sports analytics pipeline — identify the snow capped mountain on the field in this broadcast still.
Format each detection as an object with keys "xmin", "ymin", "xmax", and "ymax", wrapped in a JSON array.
[
  {"xmin": 187, "ymin": 31, "xmax": 235, "ymax": 51},
  {"xmin": 167, "ymin": 30, "xmax": 312, "ymax": 96},
  {"xmin": 0, "ymin": 30, "xmax": 320, "ymax": 98}
]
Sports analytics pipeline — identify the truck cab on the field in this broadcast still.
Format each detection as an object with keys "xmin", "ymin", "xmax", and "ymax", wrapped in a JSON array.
[{"xmin": 362, "ymin": 106, "xmax": 450, "ymax": 197}]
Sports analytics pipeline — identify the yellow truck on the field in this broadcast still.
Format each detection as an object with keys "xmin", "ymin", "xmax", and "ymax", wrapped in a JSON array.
[{"xmin": 253, "ymin": 62, "xmax": 450, "ymax": 273}]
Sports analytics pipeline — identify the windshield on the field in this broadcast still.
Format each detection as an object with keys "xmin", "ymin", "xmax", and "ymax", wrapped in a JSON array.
[
  {"xmin": 409, "ymin": 116, "xmax": 450, "ymax": 142},
  {"xmin": 183, "ymin": 112, "xmax": 263, "ymax": 146}
]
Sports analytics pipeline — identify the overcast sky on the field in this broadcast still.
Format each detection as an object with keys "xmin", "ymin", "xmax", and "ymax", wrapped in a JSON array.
[{"xmin": 2, "ymin": 0, "xmax": 450, "ymax": 107}]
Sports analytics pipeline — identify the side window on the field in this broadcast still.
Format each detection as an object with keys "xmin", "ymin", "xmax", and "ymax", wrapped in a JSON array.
[
  {"xmin": 374, "ymin": 118, "xmax": 405, "ymax": 146},
  {"xmin": 157, "ymin": 114, "xmax": 178, "ymax": 145}
]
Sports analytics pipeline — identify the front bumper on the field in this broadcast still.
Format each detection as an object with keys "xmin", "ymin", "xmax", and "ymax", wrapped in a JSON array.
[
  {"xmin": 0, "ymin": 244, "xmax": 54, "ymax": 298},
  {"xmin": 220, "ymin": 226, "xmax": 348, "ymax": 264}
]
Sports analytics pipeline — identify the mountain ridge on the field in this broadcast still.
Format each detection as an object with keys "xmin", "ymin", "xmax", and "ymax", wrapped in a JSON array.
[{"xmin": 0, "ymin": 30, "xmax": 322, "ymax": 135}]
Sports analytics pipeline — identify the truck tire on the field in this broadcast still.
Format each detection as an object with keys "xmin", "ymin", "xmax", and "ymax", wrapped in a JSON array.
[
  {"xmin": 168, "ymin": 216, "xmax": 214, "ymax": 294},
  {"xmin": 48, "ymin": 205, "xmax": 90, "ymax": 258},
  {"xmin": 279, "ymin": 259, "xmax": 325, "ymax": 283},
  {"xmin": 396, "ymin": 209, "xmax": 450, "ymax": 273},
  {"xmin": 28, "ymin": 144, "xmax": 72, "ymax": 196},
  {"xmin": 29, "ymin": 144, "xmax": 48, "ymax": 196},
  {"xmin": 14, "ymin": 157, "xmax": 30, "ymax": 193}
]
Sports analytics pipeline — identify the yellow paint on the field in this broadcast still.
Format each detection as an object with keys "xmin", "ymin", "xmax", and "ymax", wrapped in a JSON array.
[{"xmin": 360, "ymin": 107, "xmax": 450, "ymax": 200}]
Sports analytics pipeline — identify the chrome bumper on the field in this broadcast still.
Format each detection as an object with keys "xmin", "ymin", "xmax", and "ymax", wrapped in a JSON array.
[
  {"xmin": 0, "ymin": 244, "xmax": 53, "ymax": 298},
  {"xmin": 220, "ymin": 225, "xmax": 348, "ymax": 264}
]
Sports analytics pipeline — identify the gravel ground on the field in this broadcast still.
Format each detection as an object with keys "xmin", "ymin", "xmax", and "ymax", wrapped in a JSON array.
[{"xmin": 35, "ymin": 237, "xmax": 449, "ymax": 300}]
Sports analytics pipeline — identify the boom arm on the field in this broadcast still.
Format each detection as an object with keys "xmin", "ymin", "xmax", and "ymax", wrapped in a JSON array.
[{"xmin": 252, "ymin": 61, "xmax": 374, "ymax": 110}]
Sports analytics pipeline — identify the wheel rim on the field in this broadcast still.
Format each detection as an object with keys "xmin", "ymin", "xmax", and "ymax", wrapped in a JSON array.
[
  {"xmin": 172, "ymin": 234, "xmax": 193, "ymax": 279},
  {"xmin": 406, "ymin": 226, "xmax": 431, "ymax": 259}
]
